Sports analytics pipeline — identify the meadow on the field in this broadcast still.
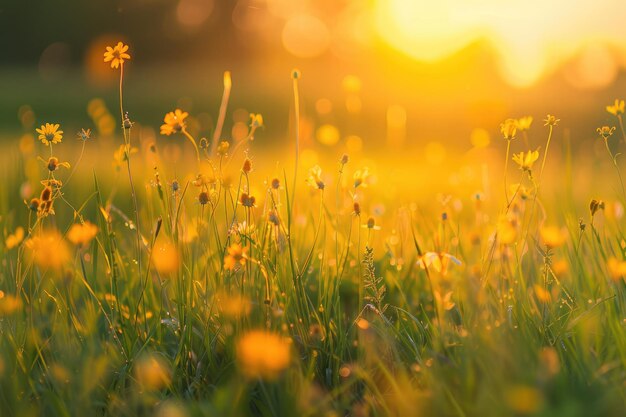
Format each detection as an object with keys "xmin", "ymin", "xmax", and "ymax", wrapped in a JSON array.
[{"xmin": 0, "ymin": 41, "xmax": 625, "ymax": 417}]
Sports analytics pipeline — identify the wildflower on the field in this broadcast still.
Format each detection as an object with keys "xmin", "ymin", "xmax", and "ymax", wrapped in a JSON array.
[
  {"xmin": 516, "ymin": 116, "xmax": 533, "ymax": 131},
  {"xmin": 27, "ymin": 198, "xmax": 40, "ymax": 212},
  {"xmin": 239, "ymin": 193, "xmax": 256, "ymax": 208},
  {"xmin": 268, "ymin": 209, "xmax": 280, "ymax": 226},
  {"xmin": 512, "ymin": 149, "xmax": 539, "ymax": 173},
  {"xmin": 543, "ymin": 114, "xmax": 560, "ymax": 127},
  {"xmin": 291, "ymin": 68, "xmax": 301, "ymax": 79},
  {"xmin": 497, "ymin": 216, "xmax": 517, "ymax": 245},
  {"xmin": 306, "ymin": 165, "xmax": 325, "ymax": 190},
  {"xmin": 198, "ymin": 191, "xmax": 210, "ymax": 205},
  {"xmin": 340, "ymin": 154, "xmax": 349, "ymax": 165},
  {"xmin": 249, "ymin": 113, "xmax": 264, "ymax": 129},
  {"xmin": 216, "ymin": 141, "xmax": 230, "ymax": 156},
  {"xmin": 353, "ymin": 167, "xmax": 370, "ymax": 188},
  {"xmin": 103, "ymin": 42, "xmax": 131, "ymax": 69},
  {"xmin": 596, "ymin": 126, "xmax": 615, "ymax": 140},
  {"xmin": 236, "ymin": 330, "xmax": 291, "ymax": 380},
  {"xmin": 43, "ymin": 156, "xmax": 70, "ymax": 172},
  {"xmin": 36, "ymin": 123, "xmax": 63, "ymax": 146},
  {"xmin": 25, "ymin": 229, "xmax": 71, "ymax": 271},
  {"xmin": 37, "ymin": 186, "xmax": 55, "ymax": 217},
  {"xmin": 363, "ymin": 217, "xmax": 381, "ymax": 230},
  {"xmin": 353, "ymin": 202, "xmax": 361, "ymax": 216},
  {"xmin": 242, "ymin": 158, "xmax": 252, "ymax": 174},
  {"xmin": 113, "ymin": 144, "xmax": 138, "ymax": 170},
  {"xmin": 76, "ymin": 128, "xmax": 92, "ymax": 141},
  {"xmin": 270, "ymin": 178, "xmax": 280, "ymax": 189},
  {"xmin": 589, "ymin": 199, "xmax": 605, "ymax": 217},
  {"xmin": 0, "ymin": 293, "xmax": 22, "ymax": 315},
  {"xmin": 152, "ymin": 241, "xmax": 179, "ymax": 274},
  {"xmin": 417, "ymin": 251, "xmax": 462, "ymax": 274},
  {"xmin": 500, "ymin": 119, "xmax": 517, "ymax": 140},
  {"xmin": 5, "ymin": 227, "xmax": 24, "ymax": 250},
  {"xmin": 192, "ymin": 173, "xmax": 211, "ymax": 187},
  {"xmin": 134, "ymin": 354, "xmax": 171, "ymax": 391},
  {"xmin": 224, "ymin": 243, "xmax": 247, "ymax": 270},
  {"xmin": 606, "ymin": 99, "xmax": 625, "ymax": 116},
  {"xmin": 67, "ymin": 221, "xmax": 98, "ymax": 247},
  {"xmin": 540, "ymin": 226, "xmax": 566, "ymax": 249},
  {"xmin": 434, "ymin": 290, "xmax": 455, "ymax": 311},
  {"xmin": 607, "ymin": 257, "xmax": 626, "ymax": 282},
  {"xmin": 160, "ymin": 109, "xmax": 188, "ymax": 136}
]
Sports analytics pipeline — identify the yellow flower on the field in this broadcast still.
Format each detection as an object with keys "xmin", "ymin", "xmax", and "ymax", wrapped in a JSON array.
[
  {"xmin": 216, "ymin": 141, "xmax": 230, "ymax": 156},
  {"xmin": 434, "ymin": 290, "xmax": 455, "ymax": 311},
  {"xmin": 152, "ymin": 241, "xmax": 180, "ymax": 274},
  {"xmin": 606, "ymin": 99, "xmax": 625, "ymax": 116},
  {"xmin": 249, "ymin": 113, "xmax": 264, "ymax": 129},
  {"xmin": 224, "ymin": 243, "xmax": 247, "ymax": 271},
  {"xmin": 539, "ymin": 226, "xmax": 566, "ymax": 249},
  {"xmin": 134, "ymin": 354, "xmax": 171, "ymax": 391},
  {"xmin": 103, "ymin": 42, "xmax": 131, "ymax": 69},
  {"xmin": 237, "ymin": 330, "xmax": 291, "ymax": 380},
  {"xmin": 36, "ymin": 123, "xmax": 63, "ymax": 146},
  {"xmin": 160, "ymin": 109, "xmax": 189, "ymax": 136},
  {"xmin": 543, "ymin": 114, "xmax": 560, "ymax": 127},
  {"xmin": 500, "ymin": 119, "xmax": 517, "ymax": 140},
  {"xmin": 516, "ymin": 116, "xmax": 533, "ymax": 132},
  {"xmin": 497, "ymin": 216, "xmax": 517, "ymax": 245},
  {"xmin": 43, "ymin": 156, "xmax": 70, "ymax": 172},
  {"xmin": 25, "ymin": 229, "xmax": 71, "ymax": 271},
  {"xmin": 353, "ymin": 167, "xmax": 370, "ymax": 188},
  {"xmin": 363, "ymin": 217, "xmax": 381, "ymax": 230},
  {"xmin": 306, "ymin": 165, "xmax": 325, "ymax": 190},
  {"xmin": 596, "ymin": 126, "xmax": 615, "ymax": 140},
  {"xmin": 113, "ymin": 144, "xmax": 138, "ymax": 170},
  {"xmin": 416, "ymin": 251, "xmax": 462, "ymax": 275},
  {"xmin": 5, "ymin": 227, "xmax": 24, "ymax": 250},
  {"xmin": 607, "ymin": 257, "xmax": 626, "ymax": 282},
  {"xmin": 67, "ymin": 221, "xmax": 98, "ymax": 247},
  {"xmin": 512, "ymin": 149, "xmax": 539, "ymax": 172}
]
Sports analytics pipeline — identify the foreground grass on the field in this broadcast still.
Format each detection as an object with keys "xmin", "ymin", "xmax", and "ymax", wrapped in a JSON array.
[{"xmin": 0, "ymin": 46, "xmax": 625, "ymax": 417}]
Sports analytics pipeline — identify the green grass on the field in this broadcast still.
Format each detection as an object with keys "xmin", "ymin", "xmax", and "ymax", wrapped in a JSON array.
[{"xmin": 0, "ymin": 62, "xmax": 625, "ymax": 417}]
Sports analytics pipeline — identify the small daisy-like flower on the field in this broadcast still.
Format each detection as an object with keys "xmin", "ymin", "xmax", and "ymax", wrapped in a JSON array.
[
  {"xmin": 43, "ymin": 156, "xmax": 70, "ymax": 172},
  {"xmin": 216, "ymin": 141, "xmax": 230, "ymax": 156},
  {"xmin": 160, "ymin": 109, "xmax": 189, "ymax": 136},
  {"xmin": 224, "ymin": 243, "xmax": 248, "ymax": 271},
  {"xmin": 434, "ymin": 290, "xmax": 456, "ymax": 311},
  {"xmin": 306, "ymin": 165, "xmax": 325, "ymax": 190},
  {"xmin": 516, "ymin": 116, "xmax": 533, "ymax": 132},
  {"xmin": 540, "ymin": 226, "xmax": 566, "ymax": 249},
  {"xmin": 606, "ymin": 99, "xmax": 625, "ymax": 116},
  {"xmin": 76, "ymin": 128, "xmax": 92, "ymax": 141},
  {"xmin": 198, "ymin": 191, "xmax": 210, "ymax": 205},
  {"xmin": 249, "ymin": 113, "xmax": 264, "ymax": 129},
  {"xmin": 67, "ymin": 221, "xmax": 98, "ymax": 247},
  {"xmin": 416, "ymin": 251, "xmax": 462, "ymax": 274},
  {"xmin": 363, "ymin": 217, "xmax": 381, "ymax": 230},
  {"xmin": 512, "ymin": 149, "xmax": 539, "ymax": 173},
  {"xmin": 543, "ymin": 114, "xmax": 560, "ymax": 127},
  {"xmin": 353, "ymin": 202, "xmax": 361, "ymax": 216},
  {"xmin": 270, "ymin": 178, "xmax": 280, "ymax": 189},
  {"xmin": 36, "ymin": 123, "xmax": 63, "ymax": 146},
  {"xmin": 242, "ymin": 158, "xmax": 253, "ymax": 174},
  {"xmin": 103, "ymin": 42, "xmax": 131, "ymax": 69},
  {"xmin": 239, "ymin": 193, "xmax": 256, "ymax": 208},
  {"xmin": 500, "ymin": 119, "xmax": 517, "ymax": 140},
  {"xmin": 113, "ymin": 144, "xmax": 138, "ymax": 170},
  {"xmin": 353, "ymin": 167, "xmax": 370, "ymax": 188},
  {"xmin": 596, "ymin": 126, "xmax": 615, "ymax": 140},
  {"xmin": 5, "ymin": 227, "xmax": 24, "ymax": 250}
]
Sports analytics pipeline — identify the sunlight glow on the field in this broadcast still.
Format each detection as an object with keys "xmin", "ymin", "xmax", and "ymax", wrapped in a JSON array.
[{"xmin": 375, "ymin": 0, "xmax": 626, "ymax": 87}]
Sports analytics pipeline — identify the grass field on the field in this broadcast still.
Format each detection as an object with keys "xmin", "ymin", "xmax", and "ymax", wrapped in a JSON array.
[{"xmin": 0, "ymin": 42, "xmax": 625, "ymax": 417}]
